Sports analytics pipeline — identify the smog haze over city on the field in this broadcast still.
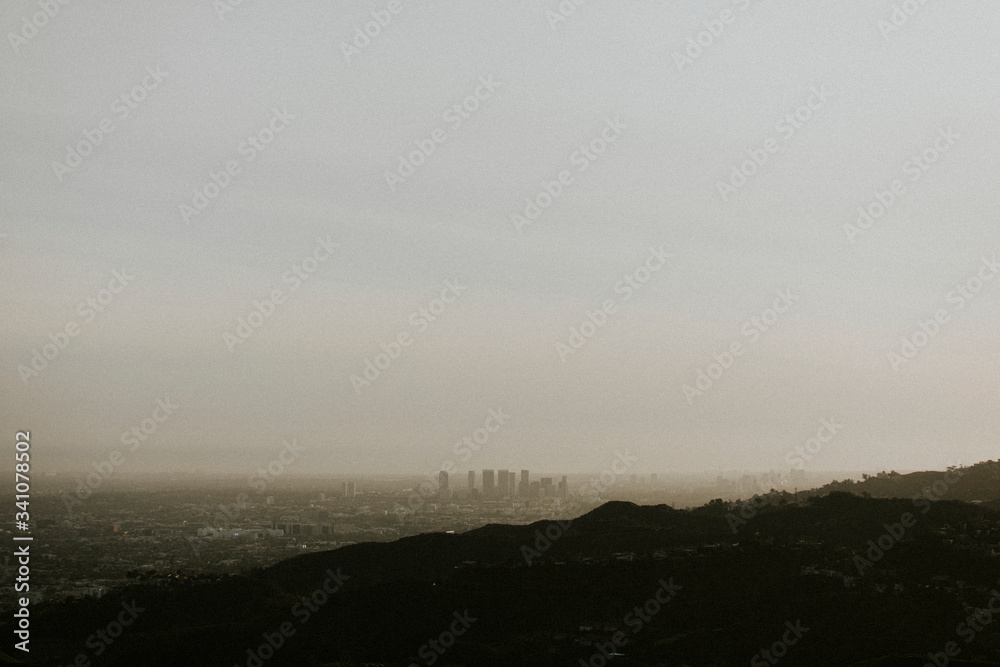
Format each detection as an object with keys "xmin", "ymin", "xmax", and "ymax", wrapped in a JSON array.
[{"xmin": 2, "ymin": 1, "xmax": 1000, "ymax": 666}]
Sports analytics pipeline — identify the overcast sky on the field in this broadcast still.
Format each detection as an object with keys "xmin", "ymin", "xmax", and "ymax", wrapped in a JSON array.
[{"xmin": 2, "ymin": 0, "xmax": 999, "ymax": 478}]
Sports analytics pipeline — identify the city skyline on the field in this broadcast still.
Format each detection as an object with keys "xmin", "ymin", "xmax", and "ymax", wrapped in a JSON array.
[{"xmin": 3, "ymin": 2, "xmax": 997, "ymax": 664}]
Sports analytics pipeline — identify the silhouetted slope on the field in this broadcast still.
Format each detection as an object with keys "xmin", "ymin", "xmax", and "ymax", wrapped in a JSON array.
[{"xmin": 802, "ymin": 460, "xmax": 1000, "ymax": 502}]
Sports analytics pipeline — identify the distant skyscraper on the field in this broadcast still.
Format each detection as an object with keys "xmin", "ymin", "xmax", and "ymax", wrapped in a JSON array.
[
  {"xmin": 540, "ymin": 477, "xmax": 553, "ymax": 497},
  {"xmin": 342, "ymin": 481, "xmax": 356, "ymax": 498},
  {"xmin": 439, "ymin": 470, "xmax": 449, "ymax": 490},
  {"xmin": 558, "ymin": 475, "xmax": 567, "ymax": 498},
  {"xmin": 468, "ymin": 470, "xmax": 475, "ymax": 490},
  {"xmin": 497, "ymin": 470, "xmax": 510, "ymax": 498},
  {"xmin": 482, "ymin": 469, "xmax": 495, "ymax": 498},
  {"xmin": 508, "ymin": 475, "xmax": 516, "ymax": 497},
  {"xmin": 519, "ymin": 470, "xmax": 529, "ymax": 496}
]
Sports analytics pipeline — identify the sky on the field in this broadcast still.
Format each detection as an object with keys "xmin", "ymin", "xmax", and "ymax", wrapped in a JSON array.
[{"xmin": 2, "ymin": 0, "xmax": 999, "ymax": 477}]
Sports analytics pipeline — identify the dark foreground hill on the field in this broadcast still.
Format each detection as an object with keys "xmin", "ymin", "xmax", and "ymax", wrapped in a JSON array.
[{"xmin": 12, "ymin": 469, "xmax": 1000, "ymax": 666}]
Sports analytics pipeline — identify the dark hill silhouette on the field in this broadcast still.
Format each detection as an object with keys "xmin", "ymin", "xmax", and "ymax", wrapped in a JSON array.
[
  {"xmin": 801, "ymin": 460, "xmax": 1000, "ymax": 503},
  {"xmin": 13, "ymin": 465, "xmax": 1000, "ymax": 666}
]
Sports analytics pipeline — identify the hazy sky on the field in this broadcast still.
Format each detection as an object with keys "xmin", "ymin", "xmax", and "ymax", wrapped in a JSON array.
[{"xmin": 2, "ymin": 1, "xmax": 999, "ymax": 477}]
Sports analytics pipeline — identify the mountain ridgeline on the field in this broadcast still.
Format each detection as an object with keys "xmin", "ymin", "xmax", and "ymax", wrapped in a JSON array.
[{"xmin": 14, "ymin": 461, "xmax": 1000, "ymax": 666}]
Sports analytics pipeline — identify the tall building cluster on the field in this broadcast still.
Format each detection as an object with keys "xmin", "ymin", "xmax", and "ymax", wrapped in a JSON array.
[{"xmin": 456, "ymin": 469, "xmax": 568, "ymax": 499}]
